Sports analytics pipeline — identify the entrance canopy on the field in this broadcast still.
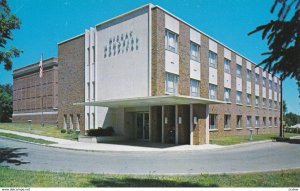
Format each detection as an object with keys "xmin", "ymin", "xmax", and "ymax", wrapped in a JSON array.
[{"xmin": 74, "ymin": 95, "xmax": 224, "ymax": 108}]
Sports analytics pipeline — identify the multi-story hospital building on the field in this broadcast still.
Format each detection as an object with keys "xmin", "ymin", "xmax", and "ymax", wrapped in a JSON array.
[{"xmin": 13, "ymin": 4, "xmax": 281, "ymax": 145}]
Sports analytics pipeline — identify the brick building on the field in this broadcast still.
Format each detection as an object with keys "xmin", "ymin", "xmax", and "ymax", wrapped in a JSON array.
[
  {"xmin": 14, "ymin": 4, "xmax": 282, "ymax": 145},
  {"xmin": 12, "ymin": 58, "xmax": 58, "ymax": 124}
]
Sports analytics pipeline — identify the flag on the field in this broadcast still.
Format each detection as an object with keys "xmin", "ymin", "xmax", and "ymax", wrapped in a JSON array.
[{"xmin": 39, "ymin": 54, "xmax": 43, "ymax": 78}]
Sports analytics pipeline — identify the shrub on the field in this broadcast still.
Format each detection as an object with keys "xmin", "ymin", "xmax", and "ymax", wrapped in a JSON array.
[
  {"xmin": 67, "ymin": 129, "xmax": 74, "ymax": 134},
  {"xmin": 61, "ymin": 129, "xmax": 66, "ymax": 133},
  {"xmin": 87, "ymin": 126, "xmax": 114, "ymax": 136}
]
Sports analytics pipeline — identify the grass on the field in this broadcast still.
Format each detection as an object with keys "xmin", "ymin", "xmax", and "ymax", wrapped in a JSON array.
[
  {"xmin": 210, "ymin": 132, "xmax": 299, "ymax": 145},
  {"xmin": 0, "ymin": 123, "xmax": 78, "ymax": 141},
  {"xmin": 0, "ymin": 132, "xmax": 56, "ymax": 144},
  {"xmin": 0, "ymin": 166, "xmax": 299, "ymax": 187}
]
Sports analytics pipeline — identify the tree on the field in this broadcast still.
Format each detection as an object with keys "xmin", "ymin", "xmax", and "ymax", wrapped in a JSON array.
[
  {"xmin": 0, "ymin": 0, "xmax": 22, "ymax": 70},
  {"xmin": 0, "ymin": 84, "xmax": 12, "ymax": 122},
  {"xmin": 248, "ymin": 0, "xmax": 300, "ymax": 96}
]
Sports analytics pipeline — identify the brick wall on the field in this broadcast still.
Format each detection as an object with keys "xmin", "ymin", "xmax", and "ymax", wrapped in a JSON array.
[{"xmin": 58, "ymin": 35, "xmax": 85, "ymax": 133}]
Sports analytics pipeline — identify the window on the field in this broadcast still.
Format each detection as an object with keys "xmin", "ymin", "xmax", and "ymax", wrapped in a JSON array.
[
  {"xmin": 269, "ymin": 117, "xmax": 272, "ymax": 127},
  {"xmin": 190, "ymin": 41, "xmax": 200, "ymax": 62},
  {"xmin": 255, "ymin": 96, "xmax": 259, "ymax": 107},
  {"xmin": 63, "ymin": 114, "xmax": 67, "ymax": 129},
  {"xmin": 246, "ymin": 116, "xmax": 252, "ymax": 128},
  {"xmin": 274, "ymin": 101, "xmax": 278, "ymax": 109},
  {"xmin": 269, "ymin": 99, "xmax": 272, "ymax": 109},
  {"xmin": 246, "ymin": 94, "xmax": 251, "ymax": 105},
  {"xmin": 246, "ymin": 69, "xmax": 252, "ymax": 82},
  {"xmin": 165, "ymin": 73, "xmax": 178, "ymax": 94},
  {"xmin": 209, "ymin": 51, "xmax": 217, "ymax": 68},
  {"xmin": 92, "ymin": 81, "xmax": 95, "ymax": 100},
  {"xmin": 236, "ymin": 91, "xmax": 242, "ymax": 104},
  {"xmin": 255, "ymin": 116, "xmax": 260, "ymax": 127},
  {"xmin": 76, "ymin": 114, "xmax": 80, "ymax": 130},
  {"xmin": 190, "ymin": 79, "xmax": 200, "ymax": 97},
  {"xmin": 224, "ymin": 115, "xmax": 231, "ymax": 129},
  {"xmin": 92, "ymin": 46, "xmax": 95, "ymax": 64},
  {"xmin": 269, "ymin": 80, "xmax": 272, "ymax": 89},
  {"xmin": 263, "ymin": 98, "xmax": 266, "ymax": 107},
  {"xmin": 236, "ymin": 115, "xmax": 242, "ymax": 129},
  {"xmin": 209, "ymin": 84, "xmax": 217, "ymax": 99},
  {"xmin": 92, "ymin": 113, "xmax": 95, "ymax": 129},
  {"xmin": 274, "ymin": 82, "xmax": 277, "ymax": 92},
  {"xmin": 209, "ymin": 114, "xmax": 217, "ymax": 130},
  {"xmin": 224, "ymin": 58, "xmax": 231, "ymax": 74},
  {"xmin": 236, "ymin": 65, "xmax": 242, "ymax": 78},
  {"xmin": 70, "ymin": 114, "xmax": 74, "ymax": 130},
  {"xmin": 263, "ymin": 117, "xmax": 267, "ymax": 127},
  {"xmin": 263, "ymin": 77, "xmax": 266, "ymax": 87},
  {"xmin": 87, "ymin": 113, "xmax": 90, "ymax": 129},
  {"xmin": 255, "ymin": 73, "xmax": 260, "ymax": 84},
  {"xmin": 274, "ymin": 117, "xmax": 278, "ymax": 126},
  {"xmin": 165, "ymin": 30, "xmax": 178, "ymax": 53},
  {"xmin": 224, "ymin": 88, "xmax": 231, "ymax": 102},
  {"xmin": 87, "ymin": 82, "xmax": 90, "ymax": 100},
  {"xmin": 87, "ymin": 47, "xmax": 90, "ymax": 65}
]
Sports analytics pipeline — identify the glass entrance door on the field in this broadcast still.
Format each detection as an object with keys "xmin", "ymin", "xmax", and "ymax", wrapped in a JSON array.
[{"xmin": 136, "ymin": 112, "xmax": 149, "ymax": 140}]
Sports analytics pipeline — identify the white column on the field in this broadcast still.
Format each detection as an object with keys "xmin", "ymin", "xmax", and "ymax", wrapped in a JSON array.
[
  {"xmin": 162, "ymin": 105, "xmax": 165, "ymax": 144},
  {"xmin": 205, "ymin": 105, "xmax": 210, "ymax": 144},
  {"xmin": 190, "ymin": 104, "xmax": 193, "ymax": 145},
  {"xmin": 175, "ymin": 105, "xmax": 178, "ymax": 145}
]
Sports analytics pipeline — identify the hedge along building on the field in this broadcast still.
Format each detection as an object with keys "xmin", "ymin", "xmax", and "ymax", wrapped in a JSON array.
[{"xmin": 58, "ymin": 4, "xmax": 281, "ymax": 145}]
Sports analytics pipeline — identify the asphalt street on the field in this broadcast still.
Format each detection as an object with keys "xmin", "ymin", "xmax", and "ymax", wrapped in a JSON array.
[{"xmin": 0, "ymin": 137, "xmax": 299, "ymax": 175}]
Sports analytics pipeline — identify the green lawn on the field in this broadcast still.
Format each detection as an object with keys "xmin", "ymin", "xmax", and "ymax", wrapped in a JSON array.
[
  {"xmin": 0, "ymin": 166, "xmax": 299, "ymax": 187},
  {"xmin": 0, "ymin": 123, "xmax": 78, "ymax": 141},
  {"xmin": 0, "ymin": 132, "xmax": 56, "ymax": 144},
  {"xmin": 210, "ymin": 132, "xmax": 299, "ymax": 145}
]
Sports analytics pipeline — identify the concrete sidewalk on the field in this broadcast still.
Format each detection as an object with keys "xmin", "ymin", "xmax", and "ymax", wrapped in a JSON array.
[{"xmin": 0, "ymin": 129, "xmax": 224, "ymax": 152}]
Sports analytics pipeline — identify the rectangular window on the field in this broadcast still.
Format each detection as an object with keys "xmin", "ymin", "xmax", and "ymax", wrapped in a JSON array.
[
  {"xmin": 255, "ymin": 73, "xmax": 259, "ymax": 84},
  {"xmin": 87, "ymin": 82, "xmax": 90, "ymax": 100},
  {"xmin": 236, "ymin": 65, "xmax": 242, "ymax": 78},
  {"xmin": 92, "ymin": 113, "xmax": 95, "ymax": 129},
  {"xmin": 209, "ymin": 114, "xmax": 217, "ymax": 130},
  {"xmin": 190, "ymin": 79, "xmax": 200, "ymax": 97},
  {"xmin": 224, "ymin": 58, "xmax": 231, "ymax": 74},
  {"xmin": 274, "ymin": 117, "xmax": 278, "ymax": 126},
  {"xmin": 274, "ymin": 101, "xmax": 278, "ymax": 109},
  {"xmin": 209, "ymin": 84, "xmax": 217, "ymax": 100},
  {"xmin": 263, "ymin": 77, "xmax": 266, "ymax": 87},
  {"xmin": 236, "ymin": 91, "xmax": 242, "ymax": 104},
  {"xmin": 87, "ymin": 47, "xmax": 90, "ymax": 65},
  {"xmin": 263, "ymin": 98, "xmax": 266, "ymax": 107},
  {"xmin": 246, "ymin": 69, "xmax": 252, "ymax": 82},
  {"xmin": 165, "ymin": 30, "xmax": 178, "ymax": 53},
  {"xmin": 246, "ymin": 94, "xmax": 251, "ymax": 105},
  {"xmin": 274, "ymin": 82, "xmax": 277, "ymax": 92},
  {"xmin": 70, "ymin": 114, "xmax": 74, "ymax": 130},
  {"xmin": 165, "ymin": 73, "xmax": 178, "ymax": 94},
  {"xmin": 209, "ymin": 51, "xmax": 217, "ymax": 68},
  {"xmin": 255, "ymin": 96, "xmax": 259, "ymax": 107},
  {"xmin": 224, "ymin": 115, "xmax": 231, "ymax": 129},
  {"xmin": 190, "ymin": 41, "xmax": 200, "ymax": 62},
  {"xmin": 224, "ymin": 88, "xmax": 231, "ymax": 102},
  {"xmin": 92, "ymin": 81, "xmax": 95, "ymax": 100},
  {"xmin": 63, "ymin": 114, "xmax": 67, "ymax": 129},
  {"xmin": 246, "ymin": 116, "xmax": 252, "ymax": 128},
  {"xmin": 269, "ymin": 99, "xmax": 272, "ymax": 109},
  {"xmin": 87, "ymin": 113, "xmax": 90, "ymax": 129},
  {"xmin": 255, "ymin": 116, "xmax": 259, "ymax": 127},
  {"xmin": 269, "ymin": 117, "xmax": 272, "ymax": 127},
  {"xmin": 92, "ymin": 46, "xmax": 95, "ymax": 64},
  {"xmin": 76, "ymin": 114, "xmax": 80, "ymax": 130},
  {"xmin": 236, "ymin": 115, "xmax": 242, "ymax": 129},
  {"xmin": 263, "ymin": 117, "xmax": 267, "ymax": 127},
  {"xmin": 269, "ymin": 80, "xmax": 272, "ymax": 89}
]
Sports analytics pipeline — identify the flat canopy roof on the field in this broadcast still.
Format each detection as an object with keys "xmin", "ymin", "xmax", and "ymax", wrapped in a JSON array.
[{"xmin": 74, "ymin": 95, "xmax": 224, "ymax": 108}]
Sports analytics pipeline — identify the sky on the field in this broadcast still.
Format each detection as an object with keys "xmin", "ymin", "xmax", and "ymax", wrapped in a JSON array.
[{"xmin": 1, "ymin": 0, "xmax": 299, "ymax": 114}]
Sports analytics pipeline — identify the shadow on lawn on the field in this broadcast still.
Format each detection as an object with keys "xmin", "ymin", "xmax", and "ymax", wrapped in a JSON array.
[
  {"xmin": 89, "ymin": 177, "xmax": 218, "ymax": 187},
  {"xmin": 0, "ymin": 147, "xmax": 30, "ymax": 166}
]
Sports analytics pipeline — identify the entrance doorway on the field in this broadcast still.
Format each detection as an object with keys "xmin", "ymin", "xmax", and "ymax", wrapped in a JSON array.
[{"xmin": 136, "ymin": 112, "xmax": 149, "ymax": 141}]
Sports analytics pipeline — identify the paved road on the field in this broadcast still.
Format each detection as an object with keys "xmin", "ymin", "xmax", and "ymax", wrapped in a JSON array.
[{"xmin": 0, "ymin": 137, "xmax": 299, "ymax": 175}]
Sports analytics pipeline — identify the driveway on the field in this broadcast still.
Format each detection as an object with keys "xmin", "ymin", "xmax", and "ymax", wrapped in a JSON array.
[{"xmin": 0, "ymin": 137, "xmax": 299, "ymax": 175}]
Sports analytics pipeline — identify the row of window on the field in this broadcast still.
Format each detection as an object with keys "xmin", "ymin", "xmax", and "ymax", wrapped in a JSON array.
[
  {"xmin": 209, "ymin": 114, "xmax": 278, "ymax": 130},
  {"xmin": 165, "ymin": 28, "xmax": 280, "ymax": 94},
  {"xmin": 63, "ymin": 114, "xmax": 81, "ymax": 130}
]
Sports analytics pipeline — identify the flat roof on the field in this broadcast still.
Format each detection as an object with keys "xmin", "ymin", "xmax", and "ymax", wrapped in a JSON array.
[{"xmin": 74, "ymin": 95, "xmax": 224, "ymax": 108}]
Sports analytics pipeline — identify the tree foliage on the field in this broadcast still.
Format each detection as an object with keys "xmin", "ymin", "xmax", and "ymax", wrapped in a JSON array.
[
  {"xmin": 0, "ymin": 0, "xmax": 22, "ymax": 70},
  {"xmin": 284, "ymin": 112, "xmax": 300, "ymax": 126},
  {"xmin": 249, "ymin": 0, "xmax": 300, "ymax": 95},
  {"xmin": 0, "ymin": 84, "xmax": 12, "ymax": 122}
]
